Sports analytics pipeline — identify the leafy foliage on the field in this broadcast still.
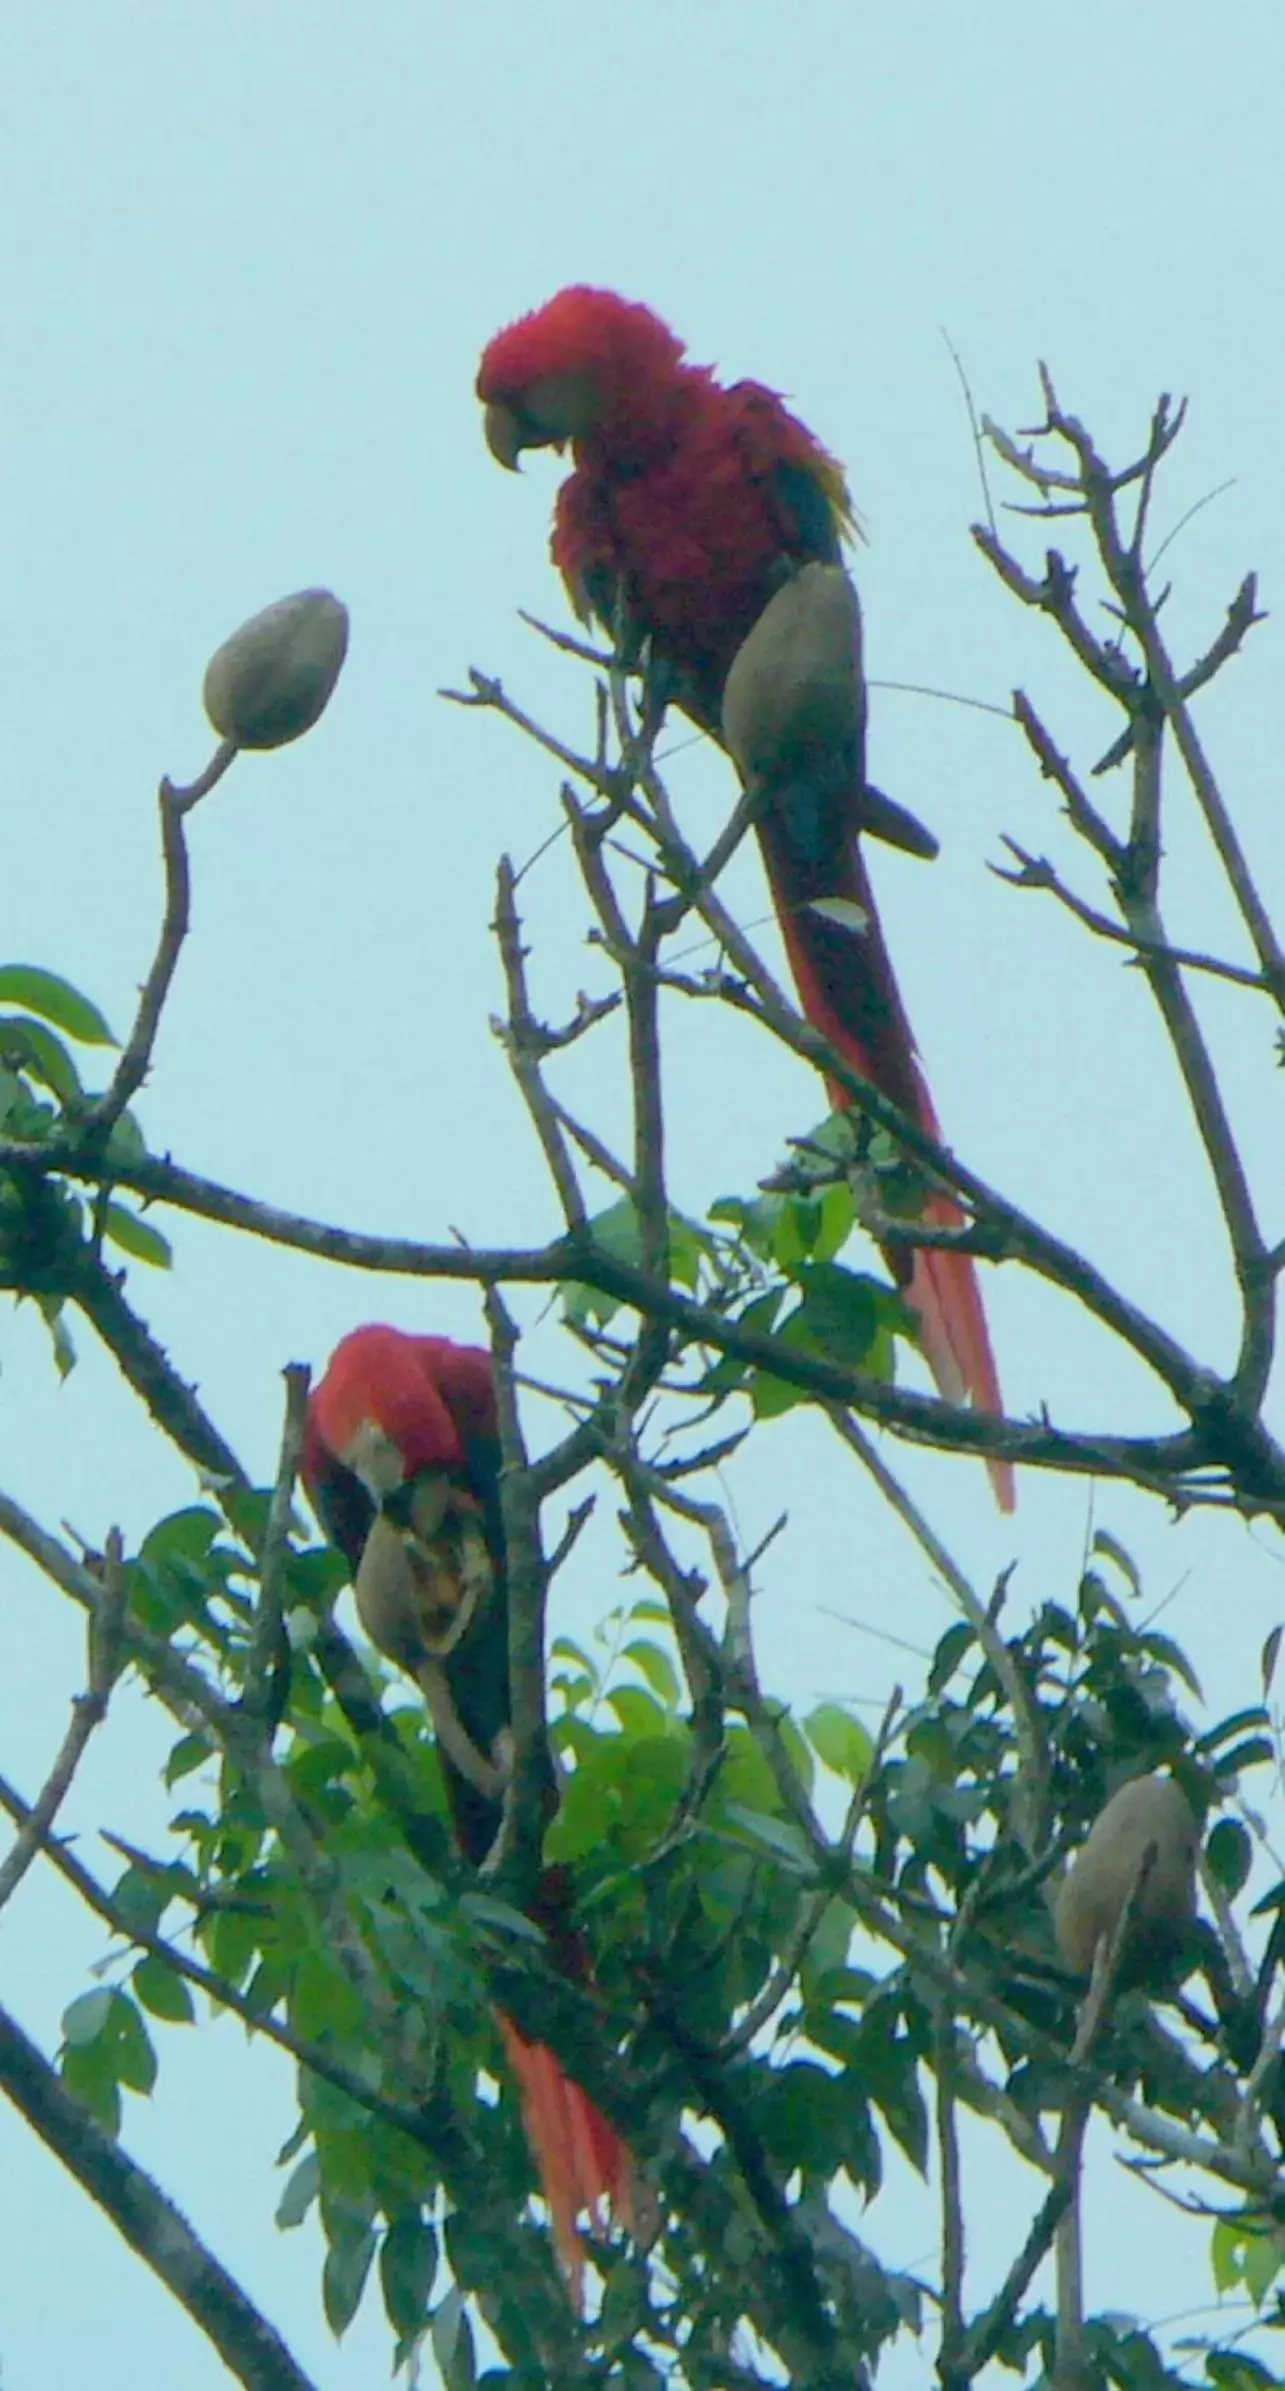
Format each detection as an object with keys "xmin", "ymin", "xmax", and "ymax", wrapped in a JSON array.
[
  {"xmin": 31, "ymin": 1462, "xmax": 1285, "ymax": 2386},
  {"xmin": 0, "ymin": 960, "xmax": 169, "ymax": 1372}
]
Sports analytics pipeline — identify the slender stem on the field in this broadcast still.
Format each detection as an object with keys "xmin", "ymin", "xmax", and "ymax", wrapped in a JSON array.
[
  {"xmin": 0, "ymin": 1530, "xmax": 127, "ymax": 1914},
  {"xmin": 83, "ymin": 744, "xmax": 237, "ymax": 1138},
  {"xmin": 244, "ymin": 1363, "xmax": 310, "ymax": 1723}
]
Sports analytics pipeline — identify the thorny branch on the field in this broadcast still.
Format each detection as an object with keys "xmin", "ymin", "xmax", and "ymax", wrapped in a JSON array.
[
  {"xmin": 975, "ymin": 372, "xmax": 1280, "ymax": 1457},
  {"xmin": 82, "ymin": 742, "xmax": 238, "ymax": 1139},
  {"xmin": 0, "ymin": 1999, "xmax": 318, "ymax": 2391},
  {"xmin": 0, "ymin": 1529, "xmax": 128, "ymax": 1915}
]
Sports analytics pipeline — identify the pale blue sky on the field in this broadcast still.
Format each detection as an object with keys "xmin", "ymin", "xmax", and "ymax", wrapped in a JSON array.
[{"xmin": 0, "ymin": 5, "xmax": 1282, "ymax": 2384}]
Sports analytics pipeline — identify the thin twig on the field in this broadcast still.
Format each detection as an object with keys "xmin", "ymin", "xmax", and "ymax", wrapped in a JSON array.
[
  {"xmin": 479, "ymin": 1286, "xmax": 551, "ymax": 1905},
  {"xmin": 0, "ymin": 1529, "xmax": 128, "ymax": 1914},
  {"xmin": 493, "ymin": 856, "xmax": 588, "ymax": 1230},
  {"xmin": 83, "ymin": 745, "xmax": 237, "ymax": 1138},
  {"xmin": 244, "ymin": 1363, "xmax": 310, "ymax": 1725},
  {"xmin": 995, "ymin": 839, "xmax": 1274, "ymax": 994}
]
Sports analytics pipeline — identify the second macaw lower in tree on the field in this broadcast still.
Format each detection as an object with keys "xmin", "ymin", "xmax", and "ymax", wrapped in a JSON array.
[
  {"xmin": 477, "ymin": 287, "xmax": 1013, "ymax": 1508},
  {"xmin": 303, "ymin": 1324, "xmax": 635, "ymax": 2297}
]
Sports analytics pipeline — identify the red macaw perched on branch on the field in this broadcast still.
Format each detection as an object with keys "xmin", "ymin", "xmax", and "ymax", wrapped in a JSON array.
[
  {"xmin": 303, "ymin": 1324, "xmax": 636, "ymax": 2297},
  {"xmin": 477, "ymin": 288, "xmax": 1013, "ymax": 1510}
]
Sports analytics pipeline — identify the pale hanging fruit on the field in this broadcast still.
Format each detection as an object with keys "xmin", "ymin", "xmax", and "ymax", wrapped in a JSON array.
[
  {"xmin": 202, "ymin": 589, "xmax": 349, "ymax": 750},
  {"xmin": 720, "ymin": 562, "xmax": 938, "ymax": 858},
  {"xmin": 1055, "ymin": 1773, "xmax": 1200, "ymax": 1988},
  {"xmin": 722, "ymin": 563, "xmax": 863, "ymax": 793}
]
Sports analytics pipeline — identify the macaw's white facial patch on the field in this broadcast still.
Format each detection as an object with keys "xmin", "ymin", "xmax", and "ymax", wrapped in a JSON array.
[{"xmin": 339, "ymin": 1418, "xmax": 408, "ymax": 1501}]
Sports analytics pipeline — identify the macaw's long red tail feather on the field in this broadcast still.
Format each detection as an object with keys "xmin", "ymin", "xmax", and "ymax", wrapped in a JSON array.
[
  {"xmin": 496, "ymin": 2011, "xmax": 636, "ymax": 2305},
  {"xmin": 761, "ymin": 832, "xmax": 1015, "ymax": 1514}
]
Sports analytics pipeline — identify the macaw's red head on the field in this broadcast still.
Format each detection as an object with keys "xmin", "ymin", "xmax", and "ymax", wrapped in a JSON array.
[
  {"xmin": 306, "ymin": 1325, "xmax": 495, "ymax": 1504},
  {"xmin": 305, "ymin": 1325, "xmax": 502, "ymax": 1669},
  {"xmin": 477, "ymin": 285, "xmax": 691, "ymax": 471}
]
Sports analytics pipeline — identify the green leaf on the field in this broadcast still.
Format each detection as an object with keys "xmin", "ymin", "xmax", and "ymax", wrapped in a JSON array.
[
  {"xmin": 929, "ymin": 1621, "xmax": 975, "ymax": 1695},
  {"xmin": 1206, "ymin": 1818, "xmax": 1254, "ymax": 1898},
  {"xmin": 1135, "ymin": 1628, "xmax": 1203, "ymax": 1701},
  {"xmin": 668, "ymin": 1210, "xmax": 711, "ymax": 1289},
  {"xmin": 1210, "ymin": 2215, "xmax": 1285, "ymax": 2309},
  {"xmin": 111, "ymin": 1861, "xmax": 184, "ymax": 1937},
  {"xmin": 559, "ymin": 1196, "xmax": 707, "ymax": 1326},
  {"xmin": 812, "ymin": 1180, "xmax": 857, "ymax": 1262},
  {"xmin": 723, "ymin": 1801, "xmax": 816, "ymax": 1876},
  {"xmin": 790, "ymin": 1261, "xmax": 899, "ymax": 1369},
  {"xmin": 205, "ymin": 1905, "xmax": 262, "ymax": 1990},
  {"xmin": 605, "ymin": 1683, "xmax": 667, "ymax": 1740},
  {"xmin": 104, "ymin": 1107, "xmax": 149, "ymax": 1165},
  {"xmin": 102, "ymin": 1202, "xmax": 172, "ymax": 1269},
  {"xmin": 750, "ymin": 1362, "xmax": 810, "ymax": 1420},
  {"xmin": 1206, "ymin": 2357, "xmax": 1278, "ymax": 2389},
  {"xmin": 380, "ymin": 2212, "xmax": 437, "ymax": 2341},
  {"xmin": 756, "ymin": 2059, "xmax": 849, "ymax": 2175},
  {"xmin": 550, "ymin": 1634, "xmax": 594, "ymax": 1678},
  {"xmin": 132, "ymin": 1955, "xmax": 195, "ymax": 2024},
  {"xmin": 106, "ymin": 1992, "xmax": 157, "ymax": 2094},
  {"xmin": 38, "ymin": 1295, "xmax": 77, "ymax": 1379},
  {"xmin": 1216, "ymin": 1737, "xmax": 1275, "ymax": 1779},
  {"xmin": 770, "ymin": 1195, "xmax": 819, "ymax": 1271},
  {"xmin": 0, "ymin": 1016, "xmax": 84, "ymax": 1106},
  {"xmin": 806, "ymin": 1702, "xmax": 875, "ymax": 1785},
  {"xmin": 431, "ymin": 2287, "xmax": 476, "ymax": 2391},
  {"xmin": 709, "ymin": 1192, "xmax": 779, "ymax": 1261},
  {"xmin": 322, "ymin": 2211, "xmax": 376, "ymax": 2338},
  {"xmin": 63, "ymin": 1989, "xmax": 156, "ymax": 2096},
  {"xmin": 547, "ymin": 1730, "xmax": 690, "ymax": 1866},
  {"xmin": 1090, "ymin": 1529, "xmax": 1141, "ymax": 1598},
  {"xmin": 701, "ymin": 1286, "xmax": 785, "ymax": 1400},
  {"xmin": 60, "ymin": 2038, "xmax": 122, "ymax": 2135},
  {"xmin": 1197, "ymin": 1707, "xmax": 1272, "ymax": 1756},
  {"xmin": 799, "ymin": 1902, "xmax": 860, "ymax": 1997},
  {"xmin": 276, "ymin": 2150, "xmax": 321, "ymax": 2231},
  {"xmin": 777, "ymin": 1711, "xmax": 815, "ymax": 1795},
  {"xmin": 62, "ymin": 1988, "xmax": 115, "ymax": 2048},
  {"xmin": 623, "ymin": 1637, "xmax": 681, "ymax": 1711},
  {"xmin": 0, "ymin": 966, "xmax": 116, "ymax": 1045},
  {"xmin": 164, "ymin": 1732, "xmax": 213, "ymax": 1789},
  {"xmin": 459, "ymin": 1891, "xmax": 548, "ymax": 1945}
]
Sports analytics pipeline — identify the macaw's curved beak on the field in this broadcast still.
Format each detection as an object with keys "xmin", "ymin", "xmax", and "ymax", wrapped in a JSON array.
[{"xmin": 483, "ymin": 400, "xmax": 527, "ymax": 472}]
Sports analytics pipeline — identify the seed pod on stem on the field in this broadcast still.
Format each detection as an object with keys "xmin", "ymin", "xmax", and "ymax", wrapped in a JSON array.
[{"xmin": 202, "ymin": 589, "xmax": 349, "ymax": 751}]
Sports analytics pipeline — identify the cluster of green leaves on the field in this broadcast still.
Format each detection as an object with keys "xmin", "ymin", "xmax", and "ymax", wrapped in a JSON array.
[
  {"xmin": 561, "ymin": 1107, "xmax": 915, "ymax": 1415},
  {"xmin": 0, "ymin": 962, "xmax": 169, "ymax": 1370},
  {"xmin": 833, "ymin": 1537, "xmax": 1284, "ymax": 2388},
  {"xmin": 49, "ymin": 1468, "xmax": 1285, "ymax": 2386}
]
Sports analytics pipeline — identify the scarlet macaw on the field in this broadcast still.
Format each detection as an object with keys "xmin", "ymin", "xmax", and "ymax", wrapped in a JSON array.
[
  {"xmin": 477, "ymin": 288, "xmax": 1012, "ymax": 1508},
  {"xmin": 303, "ymin": 1324, "xmax": 635, "ymax": 2295}
]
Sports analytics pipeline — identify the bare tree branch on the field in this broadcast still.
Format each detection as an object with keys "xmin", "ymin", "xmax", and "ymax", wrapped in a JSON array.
[
  {"xmin": 0, "ymin": 1529, "xmax": 127, "ymax": 1914},
  {"xmin": 0, "ymin": 2000, "xmax": 318, "ymax": 2391}
]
